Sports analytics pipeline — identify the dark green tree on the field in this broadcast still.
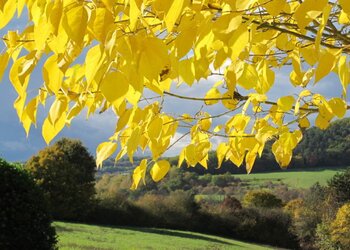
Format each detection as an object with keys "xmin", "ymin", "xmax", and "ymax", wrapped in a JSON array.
[
  {"xmin": 0, "ymin": 159, "xmax": 57, "ymax": 250},
  {"xmin": 328, "ymin": 168, "xmax": 350, "ymax": 204},
  {"xmin": 26, "ymin": 138, "xmax": 96, "ymax": 221}
]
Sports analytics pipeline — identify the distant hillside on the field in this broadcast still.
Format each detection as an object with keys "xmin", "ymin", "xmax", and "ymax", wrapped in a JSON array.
[
  {"xmin": 97, "ymin": 156, "xmax": 144, "ymax": 175},
  {"xmin": 294, "ymin": 118, "xmax": 350, "ymax": 167}
]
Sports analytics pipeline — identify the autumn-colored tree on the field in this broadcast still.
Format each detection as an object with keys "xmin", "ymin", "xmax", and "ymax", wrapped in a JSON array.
[
  {"xmin": 243, "ymin": 190, "xmax": 282, "ymax": 208},
  {"xmin": 1, "ymin": 1, "xmax": 350, "ymax": 185},
  {"xmin": 26, "ymin": 138, "xmax": 96, "ymax": 220},
  {"xmin": 331, "ymin": 203, "xmax": 350, "ymax": 248}
]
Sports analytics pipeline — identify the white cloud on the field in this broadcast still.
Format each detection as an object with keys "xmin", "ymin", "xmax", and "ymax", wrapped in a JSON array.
[{"xmin": 1, "ymin": 141, "xmax": 29, "ymax": 152}]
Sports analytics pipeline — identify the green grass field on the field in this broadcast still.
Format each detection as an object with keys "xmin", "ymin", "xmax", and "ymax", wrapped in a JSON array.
[
  {"xmin": 55, "ymin": 222, "xmax": 273, "ymax": 250},
  {"xmin": 235, "ymin": 167, "xmax": 349, "ymax": 189}
]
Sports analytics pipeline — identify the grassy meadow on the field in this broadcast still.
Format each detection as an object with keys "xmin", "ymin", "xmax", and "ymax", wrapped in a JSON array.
[
  {"xmin": 56, "ymin": 167, "xmax": 349, "ymax": 249},
  {"xmin": 234, "ymin": 167, "xmax": 348, "ymax": 189},
  {"xmin": 55, "ymin": 222, "xmax": 273, "ymax": 250}
]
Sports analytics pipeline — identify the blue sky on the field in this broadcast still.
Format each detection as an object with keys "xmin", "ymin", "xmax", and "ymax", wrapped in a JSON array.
[{"xmin": 0, "ymin": 16, "xmax": 349, "ymax": 162}]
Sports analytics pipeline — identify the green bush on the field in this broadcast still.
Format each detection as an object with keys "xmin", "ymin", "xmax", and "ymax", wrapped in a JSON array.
[
  {"xmin": 243, "ymin": 190, "xmax": 282, "ymax": 208},
  {"xmin": 26, "ymin": 138, "xmax": 96, "ymax": 221},
  {"xmin": 0, "ymin": 159, "xmax": 57, "ymax": 250},
  {"xmin": 315, "ymin": 223, "xmax": 337, "ymax": 250},
  {"xmin": 135, "ymin": 190, "xmax": 198, "ymax": 229},
  {"xmin": 328, "ymin": 168, "xmax": 350, "ymax": 204}
]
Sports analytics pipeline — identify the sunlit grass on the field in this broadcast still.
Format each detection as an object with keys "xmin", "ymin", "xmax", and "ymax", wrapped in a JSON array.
[
  {"xmin": 55, "ymin": 221, "xmax": 272, "ymax": 250},
  {"xmin": 235, "ymin": 167, "xmax": 348, "ymax": 189}
]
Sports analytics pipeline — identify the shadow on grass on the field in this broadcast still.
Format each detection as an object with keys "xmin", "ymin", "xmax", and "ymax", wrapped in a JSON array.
[{"xmin": 123, "ymin": 227, "xmax": 234, "ymax": 246}]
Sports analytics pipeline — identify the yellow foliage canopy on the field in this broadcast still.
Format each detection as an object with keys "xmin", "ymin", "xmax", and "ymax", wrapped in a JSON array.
[{"xmin": 0, "ymin": 0, "xmax": 349, "ymax": 185}]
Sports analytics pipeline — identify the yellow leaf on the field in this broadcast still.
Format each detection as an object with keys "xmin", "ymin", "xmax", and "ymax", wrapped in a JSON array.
[
  {"xmin": 272, "ymin": 140, "xmax": 292, "ymax": 168},
  {"xmin": 340, "ymin": 0, "xmax": 350, "ymax": 15},
  {"xmin": 269, "ymin": 105, "xmax": 283, "ymax": 126},
  {"xmin": 85, "ymin": 45, "xmax": 106, "ymax": 86},
  {"xmin": 256, "ymin": 61, "xmax": 275, "ymax": 94},
  {"xmin": 339, "ymin": 10, "xmax": 350, "ymax": 24},
  {"xmin": 14, "ymin": 94, "xmax": 26, "ymax": 120},
  {"xmin": 300, "ymin": 46, "xmax": 318, "ymax": 66},
  {"xmin": 238, "ymin": 64, "xmax": 257, "ymax": 90},
  {"xmin": 204, "ymin": 88, "xmax": 221, "ymax": 105},
  {"xmin": 49, "ymin": 97, "xmax": 68, "ymax": 126},
  {"xmin": 277, "ymin": 96, "xmax": 295, "ymax": 112},
  {"xmin": 89, "ymin": 8, "xmax": 114, "ymax": 42},
  {"xmin": 199, "ymin": 117, "xmax": 211, "ymax": 131},
  {"xmin": 276, "ymin": 33, "xmax": 290, "ymax": 51},
  {"xmin": 221, "ymin": 91, "xmax": 239, "ymax": 110},
  {"xmin": 0, "ymin": 52, "xmax": 9, "ymax": 82},
  {"xmin": 96, "ymin": 141, "xmax": 118, "ymax": 168},
  {"xmin": 43, "ymin": 55, "xmax": 64, "ymax": 94},
  {"xmin": 178, "ymin": 148, "xmax": 185, "ymax": 167},
  {"xmin": 272, "ymin": 131, "xmax": 300, "ymax": 168},
  {"xmin": 165, "ymin": 0, "xmax": 185, "ymax": 32},
  {"xmin": 185, "ymin": 144, "xmax": 197, "ymax": 166},
  {"xmin": 293, "ymin": 0, "xmax": 328, "ymax": 29},
  {"xmin": 315, "ymin": 5, "xmax": 332, "ymax": 52},
  {"xmin": 116, "ymin": 108, "xmax": 133, "ymax": 132},
  {"xmin": 228, "ymin": 141, "xmax": 245, "ymax": 167},
  {"xmin": 139, "ymin": 37, "xmax": 169, "ymax": 82},
  {"xmin": 198, "ymin": 156, "xmax": 208, "ymax": 169},
  {"xmin": 245, "ymin": 151, "xmax": 257, "ymax": 174},
  {"xmin": 10, "ymin": 52, "xmax": 37, "ymax": 96},
  {"xmin": 25, "ymin": 97, "xmax": 38, "ymax": 125},
  {"xmin": 49, "ymin": 0, "xmax": 63, "ymax": 36},
  {"xmin": 115, "ymin": 147, "xmax": 127, "ymax": 162},
  {"xmin": 127, "ymin": 127, "xmax": 141, "ymax": 162},
  {"xmin": 299, "ymin": 117, "xmax": 310, "ymax": 128},
  {"xmin": 262, "ymin": 0, "xmax": 285, "ymax": 16},
  {"xmin": 34, "ymin": 16, "xmax": 51, "ymax": 50},
  {"xmin": 315, "ymin": 49, "xmax": 339, "ymax": 83},
  {"xmin": 39, "ymin": 88, "xmax": 47, "ymax": 106},
  {"xmin": 62, "ymin": 4, "xmax": 88, "ymax": 45},
  {"xmin": 236, "ymin": 0, "xmax": 256, "ymax": 11},
  {"xmin": 131, "ymin": 159, "xmax": 147, "ymax": 190},
  {"xmin": 66, "ymin": 103, "xmax": 84, "ymax": 126},
  {"xmin": 21, "ymin": 111, "xmax": 32, "ymax": 137},
  {"xmin": 255, "ymin": 122, "xmax": 278, "ymax": 144},
  {"xmin": 217, "ymin": 143, "xmax": 229, "ymax": 168},
  {"xmin": 150, "ymin": 160, "xmax": 170, "ymax": 182},
  {"xmin": 229, "ymin": 24, "xmax": 249, "ymax": 60},
  {"xmin": 315, "ymin": 114, "xmax": 330, "ymax": 130},
  {"xmin": 42, "ymin": 112, "xmax": 66, "ymax": 145},
  {"xmin": 179, "ymin": 59, "xmax": 195, "ymax": 86},
  {"xmin": 329, "ymin": 98, "xmax": 347, "ymax": 118},
  {"xmin": 176, "ymin": 26, "xmax": 197, "ymax": 58},
  {"xmin": 100, "ymin": 71, "xmax": 129, "ymax": 105},
  {"xmin": 227, "ymin": 114, "xmax": 250, "ymax": 133},
  {"xmin": 338, "ymin": 55, "xmax": 349, "ymax": 97},
  {"xmin": 299, "ymin": 89, "xmax": 312, "ymax": 98},
  {"xmin": 213, "ymin": 125, "xmax": 223, "ymax": 133},
  {"xmin": 101, "ymin": 0, "xmax": 114, "ymax": 12},
  {"xmin": 129, "ymin": 0, "xmax": 140, "ymax": 31},
  {"xmin": 0, "ymin": 1, "xmax": 16, "ymax": 29},
  {"xmin": 181, "ymin": 113, "xmax": 193, "ymax": 122},
  {"xmin": 195, "ymin": 141, "xmax": 211, "ymax": 164},
  {"xmin": 147, "ymin": 116, "xmax": 163, "ymax": 140}
]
